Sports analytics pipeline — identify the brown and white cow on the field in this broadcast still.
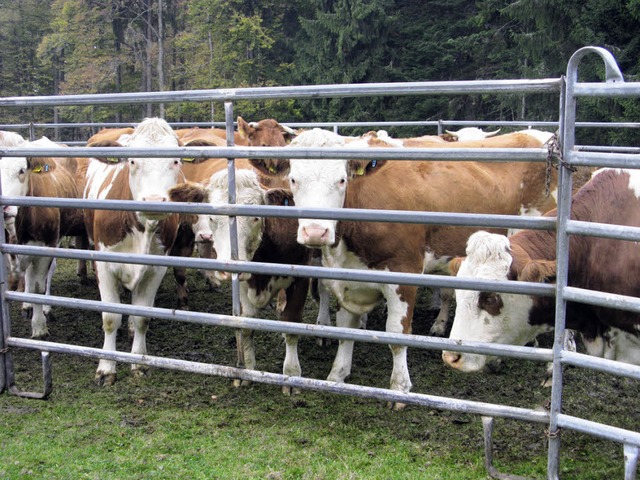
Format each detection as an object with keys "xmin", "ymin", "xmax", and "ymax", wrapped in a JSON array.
[
  {"xmin": 81, "ymin": 117, "xmax": 199, "ymax": 386},
  {"xmin": 0, "ymin": 136, "xmax": 85, "ymax": 338},
  {"xmin": 171, "ymin": 170, "xmax": 313, "ymax": 394},
  {"xmin": 443, "ymin": 168, "xmax": 640, "ymax": 372},
  {"xmin": 250, "ymin": 128, "xmax": 556, "ymax": 405},
  {"xmin": 86, "ymin": 127, "xmax": 135, "ymax": 145}
]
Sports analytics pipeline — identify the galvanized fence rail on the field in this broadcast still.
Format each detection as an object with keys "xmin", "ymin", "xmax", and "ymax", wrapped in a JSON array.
[{"xmin": 0, "ymin": 45, "xmax": 639, "ymax": 479}]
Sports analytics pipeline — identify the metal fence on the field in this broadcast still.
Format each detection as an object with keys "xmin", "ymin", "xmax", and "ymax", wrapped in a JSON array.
[{"xmin": 0, "ymin": 45, "xmax": 639, "ymax": 479}]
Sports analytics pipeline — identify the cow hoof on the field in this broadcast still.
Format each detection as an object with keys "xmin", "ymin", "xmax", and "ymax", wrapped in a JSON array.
[
  {"xmin": 428, "ymin": 324, "xmax": 446, "ymax": 337},
  {"xmin": 387, "ymin": 401, "xmax": 407, "ymax": 411},
  {"xmin": 233, "ymin": 378, "xmax": 252, "ymax": 388},
  {"xmin": 282, "ymin": 386, "xmax": 302, "ymax": 396},
  {"xmin": 95, "ymin": 372, "xmax": 117, "ymax": 387},
  {"xmin": 131, "ymin": 365, "xmax": 150, "ymax": 378},
  {"xmin": 31, "ymin": 330, "xmax": 50, "ymax": 340}
]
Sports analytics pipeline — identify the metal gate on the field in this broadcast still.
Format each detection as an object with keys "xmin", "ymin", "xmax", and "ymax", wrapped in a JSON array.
[{"xmin": 1, "ymin": 46, "xmax": 639, "ymax": 479}]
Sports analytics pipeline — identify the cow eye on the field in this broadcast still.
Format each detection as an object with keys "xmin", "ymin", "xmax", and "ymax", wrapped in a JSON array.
[
  {"xmin": 173, "ymin": 159, "xmax": 180, "ymax": 166},
  {"xmin": 339, "ymin": 178, "xmax": 347, "ymax": 185},
  {"xmin": 479, "ymin": 292, "xmax": 503, "ymax": 315},
  {"xmin": 18, "ymin": 168, "xmax": 25, "ymax": 175}
]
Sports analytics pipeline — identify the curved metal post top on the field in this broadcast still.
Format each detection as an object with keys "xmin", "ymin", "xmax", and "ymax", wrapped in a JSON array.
[{"xmin": 566, "ymin": 46, "xmax": 624, "ymax": 84}]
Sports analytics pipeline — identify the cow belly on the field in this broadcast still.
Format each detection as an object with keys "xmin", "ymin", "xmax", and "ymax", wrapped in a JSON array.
[
  {"xmin": 247, "ymin": 276, "xmax": 294, "ymax": 308},
  {"xmin": 97, "ymin": 229, "xmax": 168, "ymax": 291},
  {"xmin": 323, "ymin": 241, "xmax": 385, "ymax": 315},
  {"xmin": 583, "ymin": 328, "xmax": 640, "ymax": 365}
]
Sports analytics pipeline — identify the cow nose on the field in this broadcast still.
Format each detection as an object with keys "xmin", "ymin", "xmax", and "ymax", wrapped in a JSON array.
[
  {"xmin": 196, "ymin": 231, "xmax": 213, "ymax": 242},
  {"xmin": 143, "ymin": 194, "xmax": 167, "ymax": 203},
  {"xmin": 442, "ymin": 351, "xmax": 462, "ymax": 368},
  {"xmin": 300, "ymin": 225, "xmax": 330, "ymax": 246}
]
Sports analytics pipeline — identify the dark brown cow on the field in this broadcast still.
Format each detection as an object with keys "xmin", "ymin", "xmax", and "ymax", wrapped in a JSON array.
[
  {"xmin": 0, "ymin": 136, "xmax": 85, "ymax": 338},
  {"xmin": 170, "ymin": 172, "xmax": 313, "ymax": 394},
  {"xmin": 443, "ymin": 168, "xmax": 640, "ymax": 371}
]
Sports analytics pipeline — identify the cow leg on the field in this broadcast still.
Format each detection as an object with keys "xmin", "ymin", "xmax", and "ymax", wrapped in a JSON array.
[
  {"xmin": 42, "ymin": 257, "xmax": 56, "ymax": 320},
  {"xmin": 327, "ymin": 308, "xmax": 362, "ymax": 384},
  {"xmin": 315, "ymin": 278, "xmax": 332, "ymax": 346},
  {"xmin": 74, "ymin": 234, "xmax": 91, "ymax": 285},
  {"xmin": 173, "ymin": 266, "xmax": 189, "ymax": 310},
  {"xmin": 384, "ymin": 284, "xmax": 414, "ymax": 410},
  {"xmin": 234, "ymin": 283, "xmax": 257, "ymax": 388},
  {"xmin": 129, "ymin": 267, "xmax": 167, "ymax": 377},
  {"xmin": 23, "ymin": 255, "xmax": 53, "ymax": 339},
  {"xmin": 279, "ymin": 278, "xmax": 309, "ymax": 396},
  {"xmin": 95, "ymin": 266, "xmax": 122, "ymax": 386},
  {"xmin": 195, "ymin": 241, "xmax": 221, "ymax": 291},
  {"xmin": 429, "ymin": 288, "xmax": 454, "ymax": 336}
]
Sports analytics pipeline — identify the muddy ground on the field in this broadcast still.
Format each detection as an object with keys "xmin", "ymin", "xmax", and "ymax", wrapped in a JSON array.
[{"xmin": 3, "ymin": 253, "xmax": 639, "ymax": 478}]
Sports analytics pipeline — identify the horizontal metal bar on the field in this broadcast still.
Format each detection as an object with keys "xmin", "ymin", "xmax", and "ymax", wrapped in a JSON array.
[
  {"xmin": 0, "ymin": 79, "xmax": 562, "ymax": 108},
  {"xmin": 557, "ymin": 413, "xmax": 640, "ymax": 447},
  {"xmin": 0, "ymin": 145, "xmax": 551, "ymax": 163},
  {"xmin": 560, "ymin": 350, "xmax": 640, "ymax": 380},
  {"xmin": 5, "ymin": 292, "xmax": 553, "ymax": 362},
  {"xmin": 0, "ymin": 244, "xmax": 556, "ymax": 296},
  {"xmin": 569, "ymin": 151, "xmax": 640, "ymax": 169},
  {"xmin": 5, "ymin": 336, "xmax": 550, "ymax": 423},
  {"xmin": 573, "ymin": 82, "xmax": 640, "ymax": 98},
  {"xmin": 0, "ymin": 195, "xmax": 558, "ymax": 231},
  {"xmin": 567, "ymin": 220, "xmax": 640, "ymax": 242},
  {"xmin": 563, "ymin": 286, "xmax": 640, "ymax": 314}
]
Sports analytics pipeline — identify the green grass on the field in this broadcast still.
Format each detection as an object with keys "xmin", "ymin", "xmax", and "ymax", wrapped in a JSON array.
[{"xmin": 0, "ymin": 258, "xmax": 637, "ymax": 479}]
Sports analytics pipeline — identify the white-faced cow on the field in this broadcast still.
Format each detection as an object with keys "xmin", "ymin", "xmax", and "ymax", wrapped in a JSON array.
[
  {"xmin": 250, "ymin": 128, "xmax": 559, "ymax": 406},
  {"xmin": 81, "ymin": 117, "xmax": 199, "ymax": 386},
  {"xmin": 444, "ymin": 127, "xmax": 502, "ymax": 141},
  {"xmin": 0, "ymin": 136, "xmax": 85, "ymax": 338},
  {"xmin": 443, "ymin": 168, "xmax": 640, "ymax": 372}
]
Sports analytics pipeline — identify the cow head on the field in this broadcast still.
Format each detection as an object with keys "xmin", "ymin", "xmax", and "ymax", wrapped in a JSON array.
[
  {"xmin": 237, "ymin": 116, "xmax": 296, "ymax": 146},
  {"xmin": 250, "ymin": 128, "xmax": 386, "ymax": 248},
  {"xmin": 89, "ymin": 118, "xmax": 183, "ymax": 222},
  {"xmin": 442, "ymin": 231, "xmax": 554, "ymax": 372}
]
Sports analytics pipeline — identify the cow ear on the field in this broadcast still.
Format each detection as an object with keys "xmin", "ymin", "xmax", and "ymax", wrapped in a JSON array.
[
  {"xmin": 518, "ymin": 259, "xmax": 556, "ymax": 283},
  {"xmin": 265, "ymin": 188, "xmax": 294, "ymax": 207},
  {"xmin": 348, "ymin": 159, "xmax": 386, "ymax": 178},
  {"xmin": 237, "ymin": 116, "xmax": 252, "ymax": 140},
  {"xmin": 250, "ymin": 158, "xmax": 290, "ymax": 177},
  {"xmin": 168, "ymin": 181, "xmax": 208, "ymax": 204},
  {"xmin": 182, "ymin": 138, "xmax": 221, "ymax": 163},
  {"xmin": 26, "ymin": 157, "xmax": 56, "ymax": 174},
  {"xmin": 448, "ymin": 257, "xmax": 465, "ymax": 276},
  {"xmin": 87, "ymin": 139, "xmax": 125, "ymax": 164}
]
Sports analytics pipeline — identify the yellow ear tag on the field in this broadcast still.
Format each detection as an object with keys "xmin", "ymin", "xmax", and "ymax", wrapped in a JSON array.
[
  {"xmin": 32, "ymin": 165, "xmax": 43, "ymax": 173},
  {"xmin": 183, "ymin": 158, "xmax": 194, "ymax": 163},
  {"xmin": 356, "ymin": 166, "xmax": 365, "ymax": 175},
  {"xmin": 268, "ymin": 166, "xmax": 276, "ymax": 174}
]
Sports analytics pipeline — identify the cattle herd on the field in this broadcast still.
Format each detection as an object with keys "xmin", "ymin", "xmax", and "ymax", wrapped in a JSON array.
[{"xmin": 0, "ymin": 118, "xmax": 638, "ymax": 407}]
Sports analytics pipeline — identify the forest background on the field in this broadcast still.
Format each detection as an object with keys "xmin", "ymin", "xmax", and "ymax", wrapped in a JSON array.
[{"xmin": 0, "ymin": 0, "xmax": 639, "ymax": 144}]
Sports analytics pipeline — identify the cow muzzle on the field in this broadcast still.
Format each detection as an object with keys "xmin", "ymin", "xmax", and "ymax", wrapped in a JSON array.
[{"xmin": 298, "ymin": 223, "xmax": 334, "ymax": 247}]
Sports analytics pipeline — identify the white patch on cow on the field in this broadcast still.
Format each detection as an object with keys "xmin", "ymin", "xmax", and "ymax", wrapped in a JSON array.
[
  {"xmin": 0, "ymin": 130, "xmax": 26, "ymax": 147},
  {"xmin": 443, "ymin": 231, "xmax": 549, "ymax": 372},
  {"xmin": 205, "ymin": 169, "xmax": 266, "ymax": 279},
  {"xmin": 247, "ymin": 276, "xmax": 293, "ymax": 308},
  {"xmin": 514, "ymin": 129, "xmax": 555, "ymax": 145},
  {"xmin": 97, "ymin": 224, "xmax": 167, "ymax": 291}
]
